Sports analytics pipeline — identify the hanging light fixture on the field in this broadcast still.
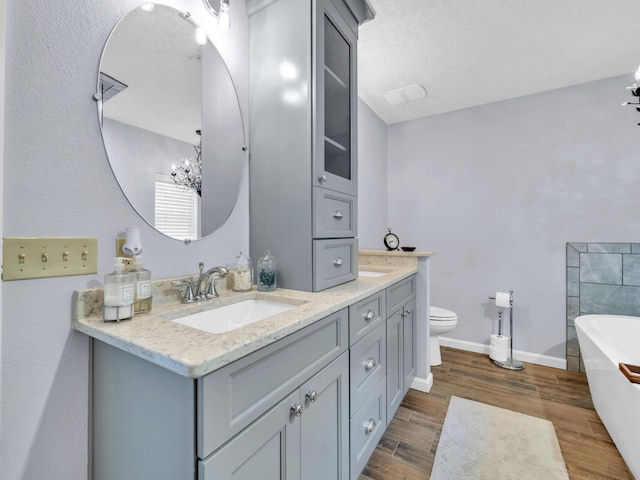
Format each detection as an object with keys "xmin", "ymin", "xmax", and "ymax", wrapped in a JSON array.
[
  {"xmin": 202, "ymin": 0, "xmax": 231, "ymax": 31},
  {"xmin": 171, "ymin": 131, "xmax": 202, "ymax": 196},
  {"xmin": 622, "ymin": 64, "xmax": 640, "ymax": 125}
]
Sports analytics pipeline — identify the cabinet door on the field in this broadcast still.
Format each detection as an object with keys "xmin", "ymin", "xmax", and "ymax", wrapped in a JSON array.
[
  {"xmin": 314, "ymin": 0, "xmax": 358, "ymax": 196},
  {"xmin": 199, "ymin": 391, "xmax": 302, "ymax": 480},
  {"xmin": 300, "ymin": 352, "xmax": 349, "ymax": 480},
  {"xmin": 402, "ymin": 299, "xmax": 417, "ymax": 394},
  {"xmin": 386, "ymin": 309, "xmax": 403, "ymax": 422}
]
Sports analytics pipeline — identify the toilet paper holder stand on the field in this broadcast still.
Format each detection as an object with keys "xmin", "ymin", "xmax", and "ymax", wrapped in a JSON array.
[{"xmin": 488, "ymin": 290, "xmax": 525, "ymax": 371}]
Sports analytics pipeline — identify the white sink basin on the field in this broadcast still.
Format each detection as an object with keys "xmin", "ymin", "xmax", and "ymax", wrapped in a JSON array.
[
  {"xmin": 358, "ymin": 270, "xmax": 388, "ymax": 278},
  {"xmin": 172, "ymin": 299, "xmax": 296, "ymax": 334}
]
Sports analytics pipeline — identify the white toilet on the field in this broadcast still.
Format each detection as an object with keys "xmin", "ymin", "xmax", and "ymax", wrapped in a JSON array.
[{"xmin": 429, "ymin": 306, "xmax": 458, "ymax": 366}]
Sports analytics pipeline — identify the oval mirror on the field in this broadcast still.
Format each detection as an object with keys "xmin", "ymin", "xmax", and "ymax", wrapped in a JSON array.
[{"xmin": 96, "ymin": 3, "xmax": 245, "ymax": 242}]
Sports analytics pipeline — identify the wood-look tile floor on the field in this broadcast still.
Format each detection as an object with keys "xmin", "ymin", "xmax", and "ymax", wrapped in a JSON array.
[{"xmin": 360, "ymin": 347, "xmax": 633, "ymax": 480}]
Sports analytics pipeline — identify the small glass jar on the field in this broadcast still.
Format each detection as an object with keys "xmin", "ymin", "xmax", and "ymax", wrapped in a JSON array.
[
  {"xmin": 257, "ymin": 250, "xmax": 277, "ymax": 291},
  {"xmin": 228, "ymin": 251, "xmax": 253, "ymax": 292}
]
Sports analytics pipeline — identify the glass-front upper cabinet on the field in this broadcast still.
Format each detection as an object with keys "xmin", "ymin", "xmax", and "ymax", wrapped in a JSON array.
[{"xmin": 314, "ymin": 0, "xmax": 358, "ymax": 196}]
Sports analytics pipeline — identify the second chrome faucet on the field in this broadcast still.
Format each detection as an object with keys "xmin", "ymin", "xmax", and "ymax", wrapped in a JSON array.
[{"xmin": 172, "ymin": 262, "xmax": 229, "ymax": 303}]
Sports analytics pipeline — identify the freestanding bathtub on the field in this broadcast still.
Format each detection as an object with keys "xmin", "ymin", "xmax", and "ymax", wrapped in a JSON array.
[{"xmin": 575, "ymin": 314, "xmax": 640, "ymax": 479}]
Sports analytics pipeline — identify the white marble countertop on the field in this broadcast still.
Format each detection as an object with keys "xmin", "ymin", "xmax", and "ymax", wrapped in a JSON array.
[{"xmin": 73, "ymin": 264, "xmax": 421, "ymax": 379}]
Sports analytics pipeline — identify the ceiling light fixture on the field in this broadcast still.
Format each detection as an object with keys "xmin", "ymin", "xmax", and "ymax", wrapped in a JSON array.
[
  {"xmin": 202, "ymin": 0, "xmax": 231, "ymax": 31},
  {"xmin": 623, "ymin": 64, "xmax": 640, "ymax": 125}
]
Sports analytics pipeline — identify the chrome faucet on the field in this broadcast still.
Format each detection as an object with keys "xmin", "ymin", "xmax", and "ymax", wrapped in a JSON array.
[
  {"xmin": 172, "ymin": 262, "xmax": 229, "ymax": 303},
  {"xmin": 201, "ymin": 265, "xmax": 229, "ymax": 298}
]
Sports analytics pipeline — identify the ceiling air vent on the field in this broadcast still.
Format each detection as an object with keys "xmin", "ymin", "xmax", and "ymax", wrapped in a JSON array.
[{"xmin": 384, "ymin": 84, "xmax": 427, "ymax": 105}]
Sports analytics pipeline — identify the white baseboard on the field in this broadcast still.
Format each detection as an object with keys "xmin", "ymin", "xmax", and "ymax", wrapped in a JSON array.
[
  {"xmin": 439, "ymin": 337, "xmax": 567, "ymax": 370},
  {"xmin": 411, "ymin": 373, "xmax": 433, "ymax": 393}
]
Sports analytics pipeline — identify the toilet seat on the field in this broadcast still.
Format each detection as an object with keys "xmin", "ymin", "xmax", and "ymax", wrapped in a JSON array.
[{"xmin": 430, "ymin": 306, "xmax": 457, "ymax": 321}]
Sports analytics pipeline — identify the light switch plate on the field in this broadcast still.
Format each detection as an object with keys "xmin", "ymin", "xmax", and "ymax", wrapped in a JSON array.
[{"xmin": 2, "ymin": 237, "xmax": 98, "ymax": 281}]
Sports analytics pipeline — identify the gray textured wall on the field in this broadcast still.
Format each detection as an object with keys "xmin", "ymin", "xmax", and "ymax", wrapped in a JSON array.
[
  {"xmin": 382, "ymin": 75, "xmax": 640, "ymax": 361},
  {"xmin": 0, "ymin": 1, "xmax": 248, "ymax": 478},
  {"xmin": 357, "ymin": 98, "xmax": 388, "ymax": 248}
]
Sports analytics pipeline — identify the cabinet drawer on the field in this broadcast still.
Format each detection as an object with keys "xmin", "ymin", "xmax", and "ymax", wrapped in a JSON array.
[
  {"xmin": 350, "ymin": 377, "xmax": 386, "ymax": 479},
  {"xmin": 349, "ymin": 323, "xmax": 385, "ymax": 414},
  {"xmin": 312, "ymin": 187, "xmax": 357, "ymax": 238},
  {"xmin": 313, "ymin": 238, "xmax": 357, "ymax": 291},
  {"xmin": 348, "ymin": 291, "xmax": 385, "ymax": 346},
  {"xmin": 197, "ymin": 309, "xmax": 348, "ymax": 459},
  {"xmin": 386, "ymin": 275, "xmax": 416, "ymax": 315}
]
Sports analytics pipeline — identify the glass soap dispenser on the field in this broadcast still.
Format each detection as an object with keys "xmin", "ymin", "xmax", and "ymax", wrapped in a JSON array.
[
  {"xmin": 132, "ymin": 256, "xmax": 152, "ymax": 313},
  {"xmin": 229, "ymin": 251, "xmax": 253, "ymax": 292},
  {"xmin": 103, "ymin": 257, "xmax": 135, "ymax": 322},
  {"xmin": 257, "ymin": 250, "xmax": 277, "ymax": 291}
]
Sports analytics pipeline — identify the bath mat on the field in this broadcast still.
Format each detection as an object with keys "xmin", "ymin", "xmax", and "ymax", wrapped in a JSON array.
[{"xmin": 430, "ymin": 396, "xmax": 569, "ymax": 480}]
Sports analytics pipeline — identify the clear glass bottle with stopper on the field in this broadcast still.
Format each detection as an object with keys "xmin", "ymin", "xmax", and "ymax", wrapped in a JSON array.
[
  {"xmin": 228, "ymin": 251, "xmax": 253, "ymax": 292},
  {"xmin": 257, "ymin": 250, "xmax": 277, "ymax": 291}
]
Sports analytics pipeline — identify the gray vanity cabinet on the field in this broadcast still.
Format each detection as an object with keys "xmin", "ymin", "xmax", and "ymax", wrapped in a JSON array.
[
  {"xmin": 91, "ymin": 309, "xmax": 349, "ymax": 480},
  {"xmin": 200, "ymin": 352, "xmax": 349, "ymax": 480},
  {"xmin": 347, "ymin": 291, "xmax": 387, "ymax": 478},
  {"xmin": 199, "ymin": 390, "xmax": 301, "ymax": 479},
  {"xmin": 386, "ymin": 276, "xmax": 417, "ymax": 421},
  {"xmin": 248, "ymin": 0, "xmax": 371, "ymax": 292},
  {"xmin": 92, "ymin": 341, "xmax": 196, "ymax": 480}
]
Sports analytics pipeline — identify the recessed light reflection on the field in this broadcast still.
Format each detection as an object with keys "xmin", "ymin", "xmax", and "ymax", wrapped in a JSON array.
[
  {"xmin": 282, "ymin": 86, "xmax": 307, "ymax": 106},
  {"xmin": 195, "ymin": 27, "xmax": 207, "ymax": 46},
  {"xmin": 140, "ymin": 3, "xmax": 155, "ymax": 12},
  {"xmin": 280, "ymin": 62, "xmax": 298, "ymax": 81}
]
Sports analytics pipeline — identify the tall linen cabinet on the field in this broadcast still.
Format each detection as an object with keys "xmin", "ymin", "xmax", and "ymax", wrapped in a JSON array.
[{"xmin": 248, "ymin": 0, "xmax": 373, "ymax": 291}]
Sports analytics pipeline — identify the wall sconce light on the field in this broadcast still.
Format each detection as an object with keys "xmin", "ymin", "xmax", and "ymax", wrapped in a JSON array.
[{"xmin": 202, "ymin": 0, "xmax": 231, "ymax": 31}]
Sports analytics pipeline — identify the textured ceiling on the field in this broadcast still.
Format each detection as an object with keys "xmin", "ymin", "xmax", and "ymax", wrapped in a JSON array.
[{"xmin": 357, "ymin": 0, "xmax": 640, "ymax": 124}]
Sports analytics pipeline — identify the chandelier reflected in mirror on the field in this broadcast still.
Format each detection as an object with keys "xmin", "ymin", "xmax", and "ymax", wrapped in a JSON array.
[{"xmin": 171, "ymin": 130, "xmax": 202, "ymax": 196}]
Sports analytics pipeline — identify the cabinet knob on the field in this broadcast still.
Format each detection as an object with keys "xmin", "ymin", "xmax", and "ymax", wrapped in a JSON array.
[
  {"xmin": 333, "ymin": 257, "xmax": 344, "ymax": 267},
  {"xmin": 364, "ymin": 418, "xmax": 376, "ymax": 435},
  {"xmin": 290, "ymin": 403, "xmax": 303, "ymax": 417},
  {"xmin": 305, "ymin": 390, "xmax": 318, "ymax": 403},
  {"xmin": 333, "ymin": 210, "xmax": 344, "ymax": 219},
  {"xmin": 364, "ymin": 357, "xmax": 377, "ymax": 371},
  {"xmin": 318, "ymin": 174, "xmax": 327, "ymax": 183},
  {"xmin": 363, "ymin": 309, "xmax": 375, "ymax": 321}
]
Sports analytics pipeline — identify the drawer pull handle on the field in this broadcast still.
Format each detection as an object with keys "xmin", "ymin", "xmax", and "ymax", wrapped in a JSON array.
[
  {"xmin": 363, "ymin": 309, "xmax": 375, "ymax": 321},
  {"xmin": 290, "ymin": 404, "xmax": 303, "ymax": 417},
  {"xmin": 364, "ymin": 419, "xmax": 376, "ymax": 435},
  {"xmin": 401, "ymin": 309, "xmax": 412, "ymax": 318},
  {"xmin": 333, "ymin": 210, "xmax": 344, "ymax": 219},
  {"xmin": 333, "ymin": 257, "xmax": 344, "ymax": 267},
  {"xmin": 305, "ymin": 390, "xmax": 318, "ymax": 403},
  {"xmin": 318, "ymin": 174, "xmax": 327, "ymax": 183},
  {"xmin": 364, "ymin": 357, "xmax": 377, "ymax": 371}
]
